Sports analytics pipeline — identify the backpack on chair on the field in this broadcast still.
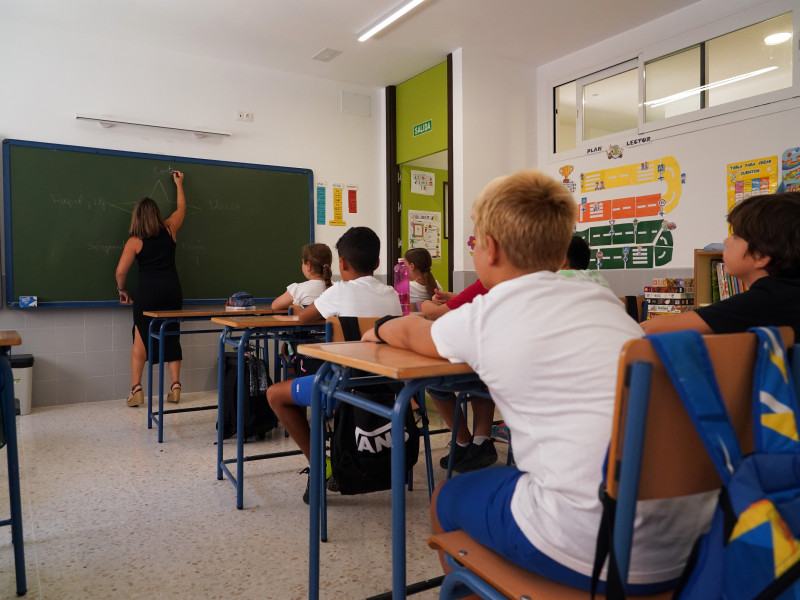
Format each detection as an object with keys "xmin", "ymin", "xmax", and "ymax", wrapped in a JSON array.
[{"xmin": 648, "ymin": 327, "xmax": 800, "ymax": 600}]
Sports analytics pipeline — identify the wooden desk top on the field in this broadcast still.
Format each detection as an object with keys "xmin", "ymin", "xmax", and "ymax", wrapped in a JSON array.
[
  {"xmin": 297, "ymin": 341, "xmax": 475, "ymax": 380},
  {"xmin": 0, "ymin": 330, "xmax": 22, "ymax": 347},
  {"xmin": 143, "ymin": 305, "xmax": 280, "ymax": 318},
  {"xmin": 211, "ymin": 314, "xmax": 325, "ymax": 328}
]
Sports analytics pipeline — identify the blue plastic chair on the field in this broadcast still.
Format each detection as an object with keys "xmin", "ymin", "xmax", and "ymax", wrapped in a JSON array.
[{"xmin": 428, "ymin": 329, "xmax": 798, "ymax": 600}]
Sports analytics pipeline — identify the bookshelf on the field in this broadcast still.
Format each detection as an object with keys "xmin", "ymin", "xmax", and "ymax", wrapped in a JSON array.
[{"xmin": 694, "ymin": 249, "xmax": 723, "ymax": 308}]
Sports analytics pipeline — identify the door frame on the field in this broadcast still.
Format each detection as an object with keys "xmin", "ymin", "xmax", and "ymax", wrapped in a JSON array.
[{"xmin": 385, "ymin": 54, "xmax": 454, "ymax": 290}]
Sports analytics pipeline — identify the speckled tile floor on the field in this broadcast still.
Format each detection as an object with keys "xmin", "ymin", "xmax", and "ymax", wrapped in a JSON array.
[{"xmin": 0, "ymin": 392, "xmax": 508, "ymax": 600}]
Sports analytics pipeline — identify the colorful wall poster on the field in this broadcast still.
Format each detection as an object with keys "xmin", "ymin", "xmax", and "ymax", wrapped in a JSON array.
[
  {"xmin": 410, "ymin": 170, "xmax": 435, "ymax": 195},
  {"xmin": 780, "ymin": 147, "xmax": 800, "ymax": 192},
  {"xmin": 347, "ymin": 185, "xmax": 358, "ymax": 213},
  {"xmin": 575, "ymin": 156, "xmax": 682, "ymax": 270},
  {"xmin": 315, "ymin": 182, "xmax": 326, "ymax": 225},
  {"xmin": 328, "ymin": 183, "xmax": 346, "ymax": 226},
  {"xmin": 408, "ymin": 209, "xmax": 441, "ymax": 259},
  {"xmin": 726, "ymin": 155, "xmax": 778, "ymax": 214}
]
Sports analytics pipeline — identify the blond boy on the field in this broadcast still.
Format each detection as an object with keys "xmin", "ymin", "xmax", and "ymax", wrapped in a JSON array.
[{"xmin": 363, "ymin": 170, "xmax": 711, "ymax": 592}]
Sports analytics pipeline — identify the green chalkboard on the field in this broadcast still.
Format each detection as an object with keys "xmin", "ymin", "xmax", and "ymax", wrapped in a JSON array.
[{"xmin": 3, "ymin": 139, "xmax": 313, "ymax": 307}]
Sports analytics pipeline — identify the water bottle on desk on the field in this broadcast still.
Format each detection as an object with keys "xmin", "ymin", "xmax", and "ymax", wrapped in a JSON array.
[{"xmin": 393, "ymin": 258, "xmax": 410, "ymax": 316}]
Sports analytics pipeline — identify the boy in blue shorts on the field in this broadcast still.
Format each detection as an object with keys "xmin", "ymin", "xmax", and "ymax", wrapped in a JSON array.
[
  {"xmin": 363, "ymin": 170, "xmax": 711, "ymax": 591},
  {"xmin": 267, "ymin": 226, "xmax": 402, "ymax": 503}
]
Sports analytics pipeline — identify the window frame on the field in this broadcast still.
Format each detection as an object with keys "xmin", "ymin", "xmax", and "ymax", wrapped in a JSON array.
[
  {"xmin": 638, "ymin": 2, "xmax": 799, "ymax": 134},
  {"xmin": 549, "ymin": 0, "xmax": 799, "ymax": 160}
]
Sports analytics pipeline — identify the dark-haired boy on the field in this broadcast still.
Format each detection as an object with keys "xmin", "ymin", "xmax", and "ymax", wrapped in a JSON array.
[
  {"xmin": 267, "ymin": 226, "xmax": 402, "ymax": 502},
  {"xmin": 643, "ymin": 192, "xmax": 800, "ymax": 338}
]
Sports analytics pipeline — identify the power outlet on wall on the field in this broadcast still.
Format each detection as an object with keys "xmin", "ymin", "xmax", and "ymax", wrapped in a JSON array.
[{"xmin": 235, "ymin": 111, "xmax": 254, "ymax": 122}]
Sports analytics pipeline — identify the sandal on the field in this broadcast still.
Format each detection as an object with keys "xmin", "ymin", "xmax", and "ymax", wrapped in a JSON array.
[
  {"xmin": 167, "ymin": 381, "xmax": 181, "ymax": 404},
  {"xmin": 127, "ymin": 383, "xmax": 144, "ymax": 407}
]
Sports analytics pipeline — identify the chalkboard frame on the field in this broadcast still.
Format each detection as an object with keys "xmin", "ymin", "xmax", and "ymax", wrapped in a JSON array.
[{"xmin": 3, "ymin": 138, "xmax": 314, "ymax": 308}]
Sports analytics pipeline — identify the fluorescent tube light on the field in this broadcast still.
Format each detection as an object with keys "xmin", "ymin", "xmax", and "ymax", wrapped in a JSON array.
[
  {"xmin": 644, "ymin": 66, "xmax": 778, "ymax": 108},
  {"xmin": 358, "ymin": 0, "xmax": 427, "ymax": 42}
]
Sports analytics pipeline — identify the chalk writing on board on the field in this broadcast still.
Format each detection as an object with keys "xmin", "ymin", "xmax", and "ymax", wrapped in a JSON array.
[
  {"xmin": 153, "ymin": 165, "xmax": 178, "ymax": 177},
  {"xmin": 51, "ymin": 194, "xmax": 115, "ymax": 211},
  {"xmin": 87, "ymin": 241, "xmax": 124, "ymax": 255},
  {"xmin": 208, "ymin": 198, "xmax": 240, "ymax": 211}
]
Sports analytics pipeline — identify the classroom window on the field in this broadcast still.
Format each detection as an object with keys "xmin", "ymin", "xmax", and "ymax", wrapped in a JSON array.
[
  {"xmin": 582, "ymin": 68, "xmax": 638, "ymax": 140},
  {"xmin": 644, "ymin": 12, "xmax": 793, "ymax": 123},
  {"xmin": 554, "ymin": 81, "xmax": 576, "ymax": 153},
  {"xmin": 552, "ymin": 60, "xmax": 638, "ymax": 153},
  {"xmin": 552, "ymin": 7, "xmax": 796, "ymax": 154}
]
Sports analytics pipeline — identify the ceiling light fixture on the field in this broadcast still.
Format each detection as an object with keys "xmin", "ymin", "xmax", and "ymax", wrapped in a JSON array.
[
  {"xmin": 644, "ymin": 66, "xmax": 778, "ymax": 108},
  {"xmin": 357, "ymin": 0, "xmax": 427, "ymax": 42},
  {"xmin": 312, "ymin": 48, "xmax": 343, "ymax": 62},
  {"xmin": 764, "ymin": 32, "xmax": 792, "ymax": 45}
]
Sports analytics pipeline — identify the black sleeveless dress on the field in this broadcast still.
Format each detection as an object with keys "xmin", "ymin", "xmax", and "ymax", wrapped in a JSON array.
[{"xmin": 133, "ymin": 226, "xmax": 183, "ymax": 362}]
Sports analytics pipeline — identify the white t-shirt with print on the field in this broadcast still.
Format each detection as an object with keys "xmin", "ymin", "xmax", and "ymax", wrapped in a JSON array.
[
  {"xmin": 313, "ymin": 276, "xmax": 402, "ymax": 318},
  {"xmin": 558, "ymin": 269, "xmax": 613, "ymax": 291},
  {"xmin": 409, "ymin": 279, "xmax": 443, "ymax": 304},
  {"xmin": 286, "ymin": 279, "xmax": 328, "ymax": 306},
  {"xmin": 430, "ymin": 271, "xmax": 716, "ymax": 584}
]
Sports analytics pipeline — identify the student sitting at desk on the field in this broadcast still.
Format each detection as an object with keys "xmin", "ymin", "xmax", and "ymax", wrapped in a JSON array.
[
  {"xmin": 404, "ymin": 248, "xmax": 442, "ymax": 306},
  {"xmin": 267, "ymin": 226, "xmax": 402, "ymax": 503},
  {"xmin": 271, "ymin": 243, "xmax": 333, "ymax": 310},
  {"xmin": 642, "ymin": 191, "xmax": 800, "ymax": 338},
  {"xmin": 558, "ymin": 235, "xmax": 613, "ymax": 290},
  {"xmin": 418, "ymin": 280, "xmax": 496, "ymax": 472},
  {"xmin": 363, "ymin": 169, "xmax": 710, "ymax": 592}
]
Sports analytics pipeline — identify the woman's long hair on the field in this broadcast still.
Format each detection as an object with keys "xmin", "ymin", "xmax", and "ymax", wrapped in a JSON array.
[
  {"xmin": 129, "ymin": 197, "xmax": 164, "ymax": 239},
  {"xmin": 405, "ymin": 247, "xmax": 437, "ymax": 299},
  {"xmin": 302, "ymin": 243, "xmax": 333, "ymax": 287}
]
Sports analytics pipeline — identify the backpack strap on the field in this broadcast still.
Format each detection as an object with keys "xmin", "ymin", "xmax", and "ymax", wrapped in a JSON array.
[
  {"xmin": 338, "ymin": 316, "xmax": 362, "ymax": 342},
  {"xmin": 749, "ymin": 327, "xmax": 800, "ymax": 455},
  {"xmin": 649, "ymin": 330, "xmax": 742, "ymax": 485}
]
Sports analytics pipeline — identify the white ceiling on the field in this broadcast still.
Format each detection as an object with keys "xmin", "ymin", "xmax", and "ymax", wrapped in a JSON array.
[{"xmin": 3, "ymin": 0, "xmax": 703, "ymax": 88}]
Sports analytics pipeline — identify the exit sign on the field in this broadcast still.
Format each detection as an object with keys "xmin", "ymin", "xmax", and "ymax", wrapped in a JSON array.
[{"xmin": 413, "ymin": 120, "xmax": 432, "ymax": 137}]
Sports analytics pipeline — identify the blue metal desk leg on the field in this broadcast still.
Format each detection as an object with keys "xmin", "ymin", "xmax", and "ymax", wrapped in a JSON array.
[
  {"xmin": 156, "ymin": 320, "xmax": 170, "ymax": 443},
  {"xmin": 146, "ymin": 319, "xmax": 156, "ymax": 430},
  {"xmin": 235, "ymin": 329, "xmax": 252, "ymax": 510},
  {"xmin": 1, "ymin": 351, "xmax": 27, "ymax": 596},
  {"xmin": 216, "ymin": 328, "xmax": 229, "ymax": 481},
  {"xmin": 217, "ymin": 327, "xmax": 231, "ymax": 479},
  {"xmin": 391, "ymin": 383, "xmax": 421, "ymax": 600},
  {"xmin": 308, "ymin": 364, "xmax": 331, "ymax": 600}
]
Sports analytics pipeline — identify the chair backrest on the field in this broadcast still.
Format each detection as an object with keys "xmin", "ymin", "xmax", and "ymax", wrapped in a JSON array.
[
  {"xmin": 326, "ymin": 317, "xmax": 379, "ymax": 343},
  {"xmin": 617, "ymin": 295, "xmax": 645, "ymax": 322},
  {"xmin": 606, "ymin": 327, "xmax": 795, "ymax": 501}
]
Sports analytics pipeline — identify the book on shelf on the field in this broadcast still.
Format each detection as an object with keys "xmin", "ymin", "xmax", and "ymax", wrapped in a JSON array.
[
  {"xmin": 709, "ymin": 259, "xmax": 722, "ymax": 304},
  {"xmin": 643, "ymin": 286, "xmax": 694, "ymax": 293},
  {"xmin": 713, "ymin": 261, "xmax": 748, "ymax": 301}
]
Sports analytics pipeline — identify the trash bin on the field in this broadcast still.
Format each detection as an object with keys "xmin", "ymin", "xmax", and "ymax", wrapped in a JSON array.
[{"xmin": 9, "ymin": 354, "xmax": 34, "ymax": 416}]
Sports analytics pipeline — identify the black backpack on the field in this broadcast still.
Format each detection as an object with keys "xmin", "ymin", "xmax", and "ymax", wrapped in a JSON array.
[
  {"xmin": 328, "ymin": 316, "xmax": 420, "ymax": 495},
  {"xmin": 218, "ymin": 349, "xmax": 278, "ymax": 441}
]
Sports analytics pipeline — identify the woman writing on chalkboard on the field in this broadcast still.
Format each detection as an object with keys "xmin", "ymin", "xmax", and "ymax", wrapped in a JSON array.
[{"xmin": 115, "ymin": 171, "xmax": 186, "ymax": 407}]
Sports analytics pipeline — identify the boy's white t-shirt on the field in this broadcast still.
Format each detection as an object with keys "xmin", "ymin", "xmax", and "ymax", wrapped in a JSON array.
[
  {"xmin": 286, "ymin": 279, "xmax": 328, "ymax": 306},
  {"xmin": 313, "ymin": 275, "xmax": 402, "ymax": 318},
  {"xmin": 558, "ymin": 269, "xmax": 613, "ymax": 291},
  {"xmin": 409, "ymin": 279, "xmax": 443, "ymax": 304},
  {"xmin": 430, "ymin": 271, "xmax": 716, "ymax": 583}
]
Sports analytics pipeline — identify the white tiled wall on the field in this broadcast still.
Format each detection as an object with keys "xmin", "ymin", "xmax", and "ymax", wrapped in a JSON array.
[{"xmin": 0, "ymin": 306, "xmax": 219, "ymax": 409}]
